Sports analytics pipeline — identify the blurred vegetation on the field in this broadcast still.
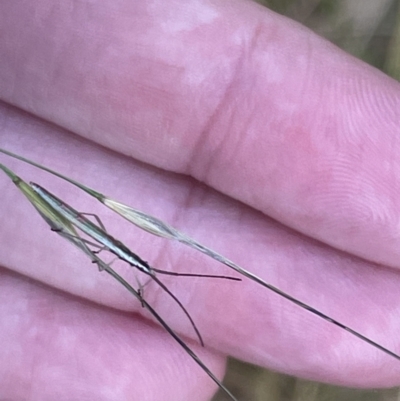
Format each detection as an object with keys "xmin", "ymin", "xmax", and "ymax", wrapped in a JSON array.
[
  {"xmin": 213, "ymin": 359, "xmax": 400, "ymax": 401},
  {"xmin": 212, "ymin": 0, "xmax": 400, "ymax": 400},
  {"xmin": 258, "ymin": 0, "xmax": 400, "ymax": 79}
]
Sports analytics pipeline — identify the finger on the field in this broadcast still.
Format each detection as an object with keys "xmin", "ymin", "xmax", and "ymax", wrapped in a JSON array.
[
  {"xmin": 1, "ymin": 109, "xmax": 400, "ymax": 387},
  {"xmin": 1, "ymin": 0, "xmax": 400, "ymax": 270},
  {"xmin": 0, "ymin": 268, "xmax": 224, "ymax": 401}
]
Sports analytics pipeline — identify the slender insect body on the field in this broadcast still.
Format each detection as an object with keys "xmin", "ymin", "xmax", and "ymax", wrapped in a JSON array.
[{"xmin": 30, "ymin": 182, "xmax": 153, "ymax": 274}]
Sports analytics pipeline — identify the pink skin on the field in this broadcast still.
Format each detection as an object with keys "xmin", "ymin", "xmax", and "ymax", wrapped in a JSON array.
[{"xmin": 1, "ymin": 0, "xmax": 400, "ymax": 400}]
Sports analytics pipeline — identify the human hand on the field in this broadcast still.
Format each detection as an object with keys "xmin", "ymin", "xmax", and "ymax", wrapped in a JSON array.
[{"xmin": 1, "ymin": 1, "xmax": 400, "ymax": 400}]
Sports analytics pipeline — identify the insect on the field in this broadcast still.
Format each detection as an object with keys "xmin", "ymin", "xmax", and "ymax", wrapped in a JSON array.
[
  {"xmin": 0, "ymin": 162, "xmax": 239, "ymax": 401},
  {"xmin": 1, "ymin": 148, "xmax": 400, "ymax": 362},
  {"xmin": 29, "ymin": 181, "xmax": 242, "ymax": 347}
]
